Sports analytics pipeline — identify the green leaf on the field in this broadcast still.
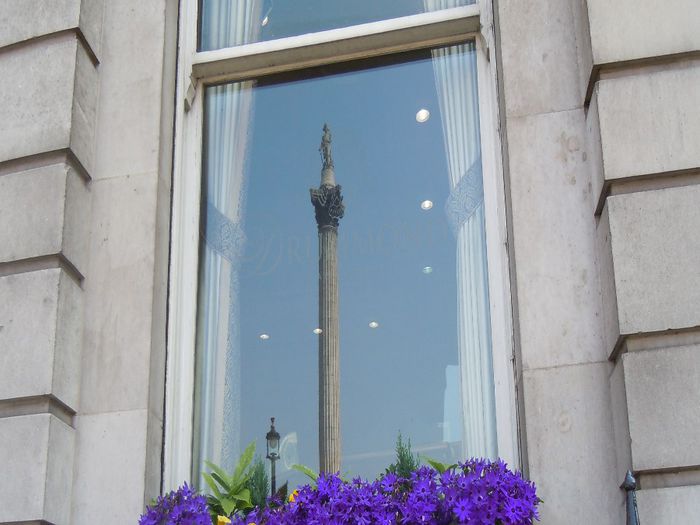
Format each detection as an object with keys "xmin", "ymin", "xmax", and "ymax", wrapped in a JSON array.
[
  {"xmin": 231, "ymin": 441, "xmax": 256, "ymax": 485},
  {"xmin": 426, "ymin": 458, "xmax": 447, "ymax": 473},
  {"xmin": 221, "ymin": 497, "xmax": 236, "ymax": 516},
  {"xmin": 228, "ymin": 488, "xmax": 252, "ymax": 510},
  {"xmin": 205, "ymin": 494, "xmax": 223, "ymax": 517},
  {"xmin": 389, "ymin": 433, "xmax": 420, "ymax": 478},
  {"xmin": 202, "ymin": 472, "xmax": 224, "ymax": 499},
  {"xmin": 205, "ymin": 460, "xmax": 234, "ymax": 487},
  {"xmin": 245, "ymin": 457, "xmax": 270, "ymax": 508},
  {"xmin": 210, "ymin": 471, "xmax": 232, "ymax": 492},
  {"xmin": 291, "ymin": 463, "xmax": 319, "ymax": 482},
  {"xmin": 421, "ymin": 456, "xmax": 457, "ymax": 474}
]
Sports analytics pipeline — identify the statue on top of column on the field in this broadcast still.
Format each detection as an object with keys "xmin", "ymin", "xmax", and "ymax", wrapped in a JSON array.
[{"xmin": 319, "ymin": 123, "xmax": 334, "ymax": 169}]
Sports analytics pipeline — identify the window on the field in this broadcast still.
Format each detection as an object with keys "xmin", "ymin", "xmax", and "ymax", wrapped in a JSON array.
[
  {"xmin": 165, "ymin": 0, "xmax": 517, "ymax": 491},
  {"xmin": 198, "ymin": 0, "xmax": 476, "ymax": 50}
]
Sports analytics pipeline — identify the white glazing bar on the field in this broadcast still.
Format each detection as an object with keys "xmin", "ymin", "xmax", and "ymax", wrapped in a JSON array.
[
  {"xmin": 192, "ymin": 5, "xmax": 480, "ymax": 84},
  {"xmin": 164, "ymin": 0, "xmax": 202, "ymax": 490}
]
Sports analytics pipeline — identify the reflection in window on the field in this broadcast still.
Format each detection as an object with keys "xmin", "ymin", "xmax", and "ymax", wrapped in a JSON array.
[
  {"xmin": 192, "ymin": 42, "xmax": 496, "ymax": 490},
  {"xmin": 199, "ymin": 0, "xmax": 477, "ymax": 51}
]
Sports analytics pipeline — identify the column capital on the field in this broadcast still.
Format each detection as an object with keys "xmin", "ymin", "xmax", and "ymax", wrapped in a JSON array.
[{"xmin": 310, "ymin": 184, "xmax": 344, "ymax": 229}]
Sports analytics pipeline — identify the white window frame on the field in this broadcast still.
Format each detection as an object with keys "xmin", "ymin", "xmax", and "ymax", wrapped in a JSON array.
[{"xmin": 165, "ymin": 0, "xmax": 518, "ymax": 490}]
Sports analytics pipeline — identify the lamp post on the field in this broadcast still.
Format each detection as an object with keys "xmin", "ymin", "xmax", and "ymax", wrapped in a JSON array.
[{"xmin": 266, "ymin": 417, "xmax": 280, "ymax": 497}]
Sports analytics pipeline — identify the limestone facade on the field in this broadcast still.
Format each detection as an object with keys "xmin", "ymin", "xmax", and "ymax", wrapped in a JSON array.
[
  {"xmin": 0, "ymin": 1, "xmax": 697, "ymax": 523},
  {"xmin": 0, "ymin": 0, "xmax": 176, "ymax": 523}
]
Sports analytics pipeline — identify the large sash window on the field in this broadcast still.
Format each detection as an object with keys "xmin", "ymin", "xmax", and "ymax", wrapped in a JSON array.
[{"xmin": 165, "ymin": 0, "xmax": 518, "ymax": 491}]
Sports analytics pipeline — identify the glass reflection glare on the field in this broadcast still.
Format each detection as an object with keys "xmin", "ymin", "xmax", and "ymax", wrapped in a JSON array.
[{"xmin": 416, "ymin": 108, "xmax": 430, "ymax": 123}]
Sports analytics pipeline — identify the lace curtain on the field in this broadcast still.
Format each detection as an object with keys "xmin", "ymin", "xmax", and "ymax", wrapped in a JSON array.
[
  {"xmin": 193, "ymin": 0, "xmax": 261, "ymax": 476},
  {"xmin": 427, "ymin": 0, "xmax": 498, "ymax": 459}
]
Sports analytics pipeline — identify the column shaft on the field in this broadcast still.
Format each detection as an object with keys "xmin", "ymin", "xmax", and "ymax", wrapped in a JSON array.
[{"xmin": 318, "ymin": 225, "xmax": 340, "ymax": 473}]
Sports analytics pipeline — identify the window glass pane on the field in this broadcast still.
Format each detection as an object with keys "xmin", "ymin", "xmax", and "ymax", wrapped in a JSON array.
[
  {"xmin": 199, "ymin": 0, "xmax": 476, "ymax": 51},
  {"xmin": 193, "ymin": 42, "xmax": 496, "ymax": 490}
]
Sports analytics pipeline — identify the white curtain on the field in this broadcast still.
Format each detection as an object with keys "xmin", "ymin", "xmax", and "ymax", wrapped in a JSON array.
[
  {"xmin": 194, "ymin": 0, "xmax": 261, "ymax": 477},
  {"xmin": 426, "ymin": 0, "xmax": 497, "ymax": 459}
]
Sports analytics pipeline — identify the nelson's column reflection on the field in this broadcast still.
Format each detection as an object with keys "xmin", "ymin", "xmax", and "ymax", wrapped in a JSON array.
[{"xmin": 310, "ymin": 124, "xmax": 345, "ymax": 473}]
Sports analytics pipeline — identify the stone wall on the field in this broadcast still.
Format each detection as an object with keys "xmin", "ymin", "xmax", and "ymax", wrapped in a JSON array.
[
  {"xmin": 585, "ymin": 0, "xmax": 700, "ymax": 521},
  {"xmin": 2, "ymin": 1, "xmax": 697, "ymax": 523},
  {"xmin": 0, "ymin": 1, "xmax": 176, "ymax": 523},
  {"xmin": 495, "ymin": 1, "xmax": 620, "ymax": 521},
  {"xmin": 496, "ymin": 0, "xmax": 700, "ymax": 522}
]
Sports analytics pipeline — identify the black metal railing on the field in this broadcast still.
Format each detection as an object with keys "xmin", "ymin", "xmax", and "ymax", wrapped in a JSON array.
[{"xmin": 621, "ymin": 470, "xmax": 640, "ymax": 525}]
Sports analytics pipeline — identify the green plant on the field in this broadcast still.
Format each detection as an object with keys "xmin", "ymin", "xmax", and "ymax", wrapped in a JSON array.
[
  {"xmin": 290, "ymin": 463, "xmax": 319, "ymax": 485},
  {"xmin": 245, "ymin": 456, "xmax": 270, "ymax": 509},
  {"xmin": 202, "ymin": 441, "xmax": 256, "ymax": 522},
  {"xmin": 386, "ymin": 432, "xmax": 420, "ymax": 478},
  {"xmin": 290, "ymin": 463, "xmax": 352, "ymax": 485},
  {"xmin": 420, "ymin": 456, "xmax": 457, "ymax": 474}
]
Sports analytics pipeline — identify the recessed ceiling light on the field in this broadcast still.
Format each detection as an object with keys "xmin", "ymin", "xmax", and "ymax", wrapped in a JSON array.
[
  {"xmin": 422, "ymin": 266, "xmax": 433, "ymax": 274},
  {"xmin": 420, "ymin": 200, "xmax": 433, "ymax": 210},
  {"xmin": 416, "ymin": 108, "xmax": 430, "ymax": 123},
  {"xmin": 259, "ymin": 334, "xmax": 270, "ymax": 340},
  {"xmin": 313, "ymin": 328, "xmax": 323, "ymax": 335},
  {"xmin": 368, "ymin": 321, "xmax": 379, "ymax": 329}
]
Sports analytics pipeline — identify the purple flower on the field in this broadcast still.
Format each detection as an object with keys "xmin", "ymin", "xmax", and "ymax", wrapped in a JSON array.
[
  {"xmin": 453, "ymin": 498, "xmax": 471, "ymax": 521},
  {"xmin": 139, "ymin": 483, "xmax": 211, "ymax": 525},
  {"xmin": 227, "ymin": 458, "xmax": 539, "ymax": 525}
]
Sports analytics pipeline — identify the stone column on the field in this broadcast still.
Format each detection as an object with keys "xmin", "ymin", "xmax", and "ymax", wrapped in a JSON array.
[{"xmin": 310, "ymin": 125, "xmax": 344, "ymax": 473}]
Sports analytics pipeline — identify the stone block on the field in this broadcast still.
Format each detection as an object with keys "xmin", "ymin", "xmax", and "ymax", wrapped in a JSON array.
[
  {"xmin": 94, "ymin": 0, "xmax": 166, "ymax": 180},
  {"xmin": 609, "ymin": 359, "xmax": 632, "ymax": 483},
  {"xmin": 0, "ymin": 414, "xmax": 75, "ymax": 524},
  {"xmin": 0, "ymin": 33, "xmax": 98, "ymax": 173},
  {"xmin": 0, "ymin": 0, "xmax": 80, "ymax": 49},
  {"xmin": 0, "ymin": 162, "xmax": 89, "ymax": 272},
  {"xmin": 0, "ymin": 269, "xmax": 82, "ymax": 410},
  {"xmin": 78, "ymin": 0, "xmax": 106, "ymax": 58},
  {"xmin": 0, "ymin": 35, "xmax": 74, "ymax": 162},
  {"xmin": 623, "ymin": 344, "xmax": 700, "ymax": 472},
  {"xmin": 497, "ymin": 0, "xmax": 585, "ymax": 117},
  {"xmin": 595, "ymin": 205, "xmax": 620, "ymax": 357},
  {"xmin": 585, "ymin": 86, "xmax": 605, "ymax": 208},
  {"xmin": 572, "ymin": 0, "xmax": 594, "ymax": 103},
  {"xmin": 607, "ymin": 185, "xmax": 700, "ymax": 336},
  {"xmin": 81, "ymin": 172, "xmax": 158, "ymax": 414},
  {"xmin": 0, "ymin": 0, "xmax": 104, "ymax": 56},
  {"xmin": 507, "ymin": 109, "xmax": 603, "ymax": 369},
  {"xmin": 72, "ymin": 409, "xmax": 148, "ymax": 525},
  {"xmin": 523, "ymin": 362, "xmax": 621, "ymax": 524},
  {"xmin": 587, "ymin": 0, "xmax": 700, "ymax": 66},
  {"xmin": 637, "ymin": 485, "xmax": 700, "ymax": 524},
  {"xmin": 71, "ymin": 32, "xmax": 100, "ymax": 174},
  {"xmin": 592, "ymin": 64, "xmax": 700, "ymax": 182}
]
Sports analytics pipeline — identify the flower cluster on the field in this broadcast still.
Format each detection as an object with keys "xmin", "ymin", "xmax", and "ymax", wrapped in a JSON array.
[
  {"xmin": 139, "ymin": 483, "xmax": 211, "ymax": 525},
  {"xmin": 229, "ymin": 459, "xmax": 539, "ymax": 524}
]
